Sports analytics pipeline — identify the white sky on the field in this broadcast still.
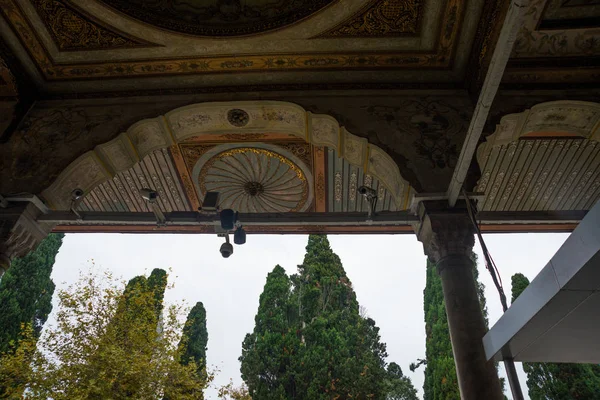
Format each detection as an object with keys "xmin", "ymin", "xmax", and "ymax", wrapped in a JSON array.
[{"xmin": 48, "ymin": 232, "xmax": 569, "ymax": 399}]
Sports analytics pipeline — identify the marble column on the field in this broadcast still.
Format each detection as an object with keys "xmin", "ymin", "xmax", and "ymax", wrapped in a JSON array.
[
  {"xmin": 415, "ymin": 201, "xmax": 503, "ymax": 400},
  {"xmin": 0, "ymin": 203, "xmax": 53, "ymax": 279}
]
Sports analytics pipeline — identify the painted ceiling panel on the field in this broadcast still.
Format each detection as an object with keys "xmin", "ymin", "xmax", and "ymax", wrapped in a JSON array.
[
  {"xmin": 79, "ymin": 141, "xmax": 401, "ymax": 214},
  {"xmin": 477, "ymin": 139, "xmax": 600, "ymax": 212}
]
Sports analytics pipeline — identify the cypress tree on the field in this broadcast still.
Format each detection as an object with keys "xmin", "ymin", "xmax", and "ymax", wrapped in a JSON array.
[
  {"xmin": 294, "ymin": 235, "xmax": 387, "ymax": 399},
  {"xmin": 178, "ymin": 302, "xmax": 208, "ymax": 387},
  {"xmin": 511, "ymin": 273, "xmax": 600, "ymax": 400},
  {"xmin": 240, "ymin": 265, "xmax": 299, "ymax": 399},
  {"xmin": 419, "ymin": 254, "xmax": 492, "ymax": 400},
  {"xmin": 240, "ymin": 235, "xmax": 405, "ymax": 399},
  {"xmin": 0, "ymin": 233, "xmax": 64, "ymax": 354}
]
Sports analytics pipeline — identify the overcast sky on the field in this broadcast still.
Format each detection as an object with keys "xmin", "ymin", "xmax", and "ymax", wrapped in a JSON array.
[{"xmin": 48, "ymin": 232, "xmax": 569, "ymax": 399}]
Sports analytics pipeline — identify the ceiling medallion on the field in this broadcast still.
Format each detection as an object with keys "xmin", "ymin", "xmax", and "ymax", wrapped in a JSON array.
[
  {"xmin": 99, "ymin": 0, "xmax": 335, "ymax": 37},
  {"xmin": 199, "ymin": 147, "xmax": 310, "ymax": 212},
  {"xmin": 227, "ymin": 108, "xmax": 249, "ymax": 127}
]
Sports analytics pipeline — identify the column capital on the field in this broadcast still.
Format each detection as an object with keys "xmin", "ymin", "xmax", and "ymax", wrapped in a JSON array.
[
  {"xmin": 414, "ymin": 200, "xmax": 475, "ymax": 265},
  {"xmin": 0, "ymin": 203, "xmax": 54, "ymax": 277}
]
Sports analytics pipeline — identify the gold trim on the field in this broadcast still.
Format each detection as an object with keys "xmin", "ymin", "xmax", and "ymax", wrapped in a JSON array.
[{"xmin": 0, "ymin": 0, "xmax": 464, "ymax": 81}]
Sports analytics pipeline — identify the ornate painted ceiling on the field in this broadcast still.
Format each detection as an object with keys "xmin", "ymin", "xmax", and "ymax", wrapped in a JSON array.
[
  {"xmin": 503, "ymin": 0, "xmax": 600, "ymax": 86},
  {"xmin": 0, "ymin": 0, "xmax": 482, "ymax": 93},
  {"xmin": 0, "ymin": 0, "xmax": 596, "ymax": 94},
  {"xmin": 39, "ymin": 101, "xmax": 410, "ymax": 236}
]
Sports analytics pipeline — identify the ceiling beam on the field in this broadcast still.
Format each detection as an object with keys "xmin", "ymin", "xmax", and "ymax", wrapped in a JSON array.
[
  {"xmin": 447, "ymin": 0, "xmax": 529, "ymax": 207},
  {"xmin": 37, "ymin": 210, "xmax": 585, "ymax": 230}
]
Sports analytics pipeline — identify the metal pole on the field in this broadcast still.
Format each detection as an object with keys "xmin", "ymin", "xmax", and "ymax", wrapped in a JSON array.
[{"xmin": 504, "ymin": 358, "xmax": 525, "ymax": 400}]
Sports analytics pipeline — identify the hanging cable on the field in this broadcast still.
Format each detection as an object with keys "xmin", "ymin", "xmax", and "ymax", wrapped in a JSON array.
[{"xmin": 462, "ymin": 188, "xmax": 509, "ymax": 311}]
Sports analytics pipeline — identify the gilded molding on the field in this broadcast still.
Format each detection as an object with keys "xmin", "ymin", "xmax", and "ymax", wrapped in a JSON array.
[{"xmin": 0, "ymin": 0, "xmax": 463, "ymax": 80}]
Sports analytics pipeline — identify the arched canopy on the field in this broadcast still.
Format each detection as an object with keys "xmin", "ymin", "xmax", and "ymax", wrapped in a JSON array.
[{"xmin": 42, "ymin": 101, "xmax": 412, "ymax": 212}]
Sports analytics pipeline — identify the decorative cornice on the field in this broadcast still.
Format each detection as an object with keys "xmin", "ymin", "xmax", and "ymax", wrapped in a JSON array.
[
  {"xmin": 0, "ymin": 0, "xmax": 463, "ymax": 81},
  {"xmin": 32, "ymin": 0, "xmax": 155, "ymax": 51},
  {"xmin": 316, "ymin": 0, "xmax": 423, "ymax": 38}
]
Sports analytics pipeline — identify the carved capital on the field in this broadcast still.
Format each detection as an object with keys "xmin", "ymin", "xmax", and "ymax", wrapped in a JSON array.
[
  {"xmin": 0, "ymin": 203, "xmax": 54, "ymax": 277},
  {"xmin": 415, "ymin": 200, "xmax": 475, "ymax": 266}
]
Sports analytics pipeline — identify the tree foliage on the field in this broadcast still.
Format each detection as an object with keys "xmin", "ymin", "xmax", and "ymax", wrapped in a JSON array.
[
  {"xmin": 240, "ymin": 265, "xmax": 299, "ymax": 399},
  {"xmin": 385, "ymin": 362, "xmax": 419, "ymax": 400},
  {"xmin": 0, "ymin": 268, "xmax": 210, "ymax": 399},
  {"xmin": 0, "ymin": 233, "xmax": 63, "ymax": 354},
  {"xmin": 511, "ymin": 273, "xmax": 600, "ymax": 400},
  {"xmin": 179, "ymin": 302, "xmax": 208, "ymax": 374},
  {"xmin": 419, "ymin": 254, "xmax": 493, "ymax": 400},
  {"xmin": 240, "ymin": 235, "xmax": 417, "ymax": 399},
  {"xmin": 218, "ymin": 380, "xmax": 252, "ymax": 400}
]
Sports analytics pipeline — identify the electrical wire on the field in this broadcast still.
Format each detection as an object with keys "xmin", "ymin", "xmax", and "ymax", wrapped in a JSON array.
[{"xmin": 462, "ymin": 188, "xmax": 509, "ymax": 312}]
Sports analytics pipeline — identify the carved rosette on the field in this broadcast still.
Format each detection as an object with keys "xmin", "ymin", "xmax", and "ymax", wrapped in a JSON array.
[{"xmin": 198, "ymin": 147, "xmax": 310, "ymax": 212}]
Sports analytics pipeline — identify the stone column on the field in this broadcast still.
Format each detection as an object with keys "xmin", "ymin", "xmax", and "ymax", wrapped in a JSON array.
[
  {"xmin": 0, "ymin": 203, "xmax": 53, "ymax": 279},
  {"xmin": 415, "ymin": 201, "xmax": 503, "ymax": 400}
]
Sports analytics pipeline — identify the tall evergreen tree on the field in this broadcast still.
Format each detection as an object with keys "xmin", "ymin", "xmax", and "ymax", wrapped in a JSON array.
[
  {"xmin": 240, "ymin": 265, "xmax": 299, "ymax": 399},
  {"xmin": 177, "ymin": 302, "xmax": 209, "ymax": 399},
  {"xmin": 0, "ymin": 233, "xmax": 64, "ymax": 354},
  {"xmin": 511, "ymin": 273, "xmax": 600, "ymax": 400},
  {"xmin": 240, "ymin": 235, "xmax": 405, "ymax": 399},
  {"xmin": 418, "ymin": 254, "xmax": 492, "ymax": 400}
]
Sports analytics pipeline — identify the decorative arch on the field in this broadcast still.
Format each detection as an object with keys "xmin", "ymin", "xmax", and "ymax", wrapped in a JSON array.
[
  {"xmin": 476, "ymin": 101, "xmax": 600, "ymax": 212},
  {"xmin": 42, "ymin": 101, "xmax": 412, "ymax": 211}
]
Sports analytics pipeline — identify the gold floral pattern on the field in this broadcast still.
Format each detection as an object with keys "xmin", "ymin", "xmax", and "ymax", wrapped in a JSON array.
[
  {"xmin": 32, "ymin": 0, "xmax": 153, "ymax": 51},
  {"xmin": 0, "ymin": 0, "xmax": 463, "ymax": 80},
  {"xmin": 318, "ymin": 0, "xmax": 423, "ymax": 38}
]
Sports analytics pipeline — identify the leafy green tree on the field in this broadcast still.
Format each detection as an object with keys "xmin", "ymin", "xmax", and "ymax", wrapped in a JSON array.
[
  {"xmin": 0, "ymin": 269, "xmax": 209, "ymax": 399},
  {"xmin": 385, "ymin": 362, "xmax": 419, "ymax": 400},
  {"xmin": 0, "ymin": 233, "xmax": 64, "ymax": 354},
  {"xmin": 240, "ymin": 235, "xmax": 398, "ymax": 399},
  {"xmin": 240, "ymin": 265, "xmax": 299, "ymax": 399},
  {"xmin": 512, "ymin": 273, "xmax": 600, "ymax": 400}
]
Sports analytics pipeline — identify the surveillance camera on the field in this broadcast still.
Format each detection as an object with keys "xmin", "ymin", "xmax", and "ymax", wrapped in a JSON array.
[
  {"xmin": 358, "ymin": 186, "xmax": 376, "ymax": 197},
  {"xmin": 139, "ymin": 188, "xmax": 159, "ymax": 203},
  {"xmin": 234, "ymin": 227, "xmax": 246, "ymax": 245},
  {"xmin": 220, "ymin": 241, "xmax": 234, "ymax": 258},
  {"xmin": 71, "ymin": 188, "xmax": 84, "ymax": 201}
]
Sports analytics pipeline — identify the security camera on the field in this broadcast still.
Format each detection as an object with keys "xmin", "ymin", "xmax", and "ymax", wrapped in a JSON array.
[
  {"xmin": 139, "ymin": 188, "xmax": 159, "ymax": 203},
  {"xmin": 220, "ymin": 241, "xmax": 234, "ymax": 258},
  {"xmin": 358, "ymin": 186, "xmax": 376, "ymax": 197},
  {"xmin": 71, "ymin": 188, "xmax": 84, "ymax": 201},
  {"xmin": 234, "ymin": 226, "xmax": 246, "ymax": 245}
]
